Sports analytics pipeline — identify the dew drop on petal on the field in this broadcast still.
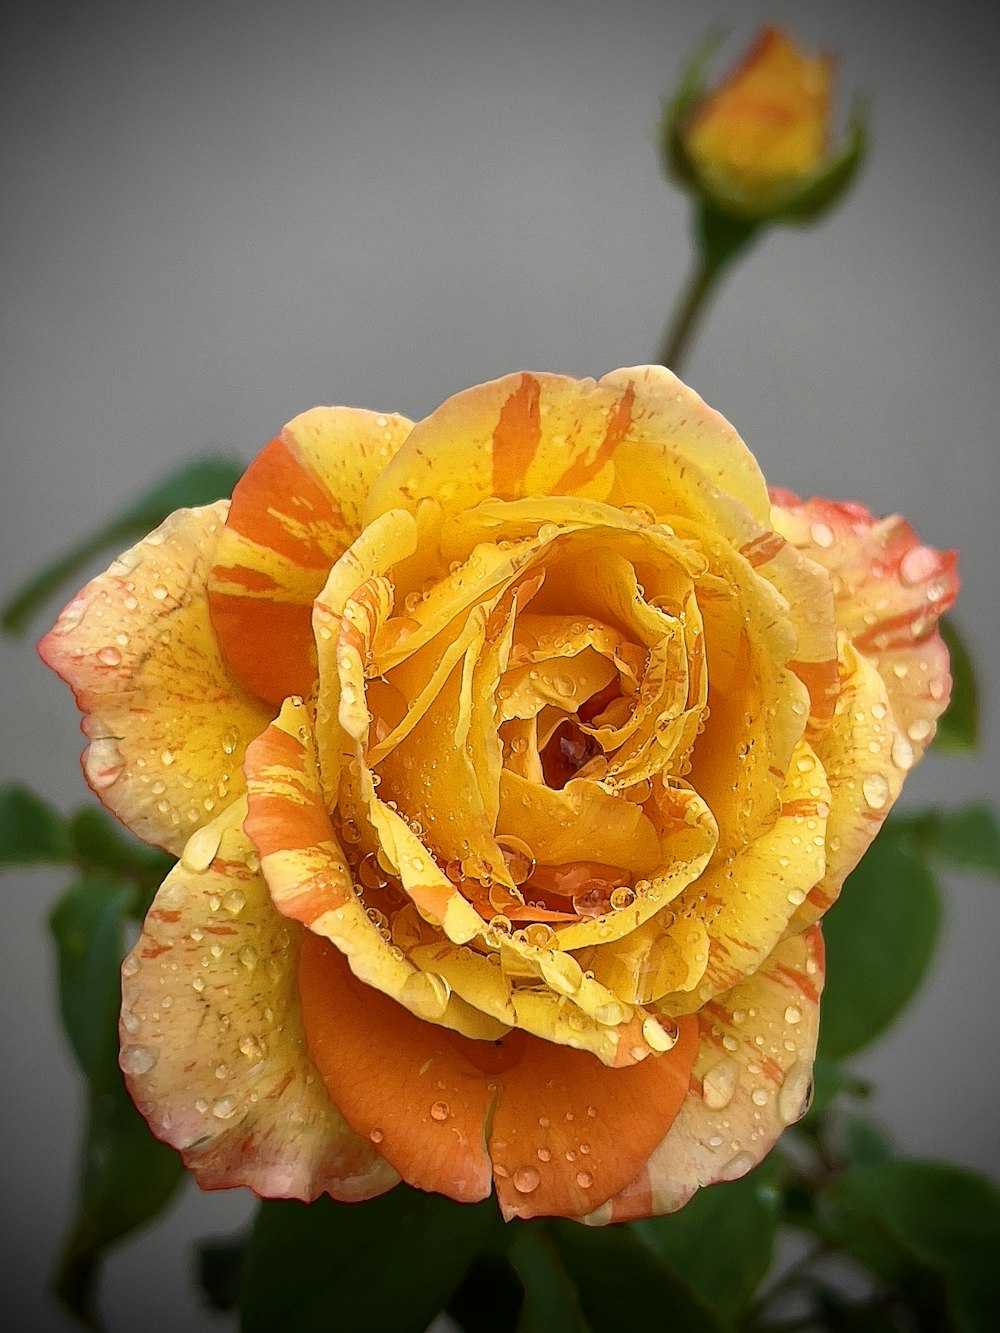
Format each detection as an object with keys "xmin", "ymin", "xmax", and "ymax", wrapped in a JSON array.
[
  {"xmin": 370, "ymin": 1128, "xmax": 384, "ymax": 1144},
  {"xmin": 575, "ymin": 1171, "xmax": 594, "ymax": 1189},
  {"xmin": 784, "ymin": 1004, "xmax": 802, "ymax": 1025},
  {"xmin": 778, "ymin": 1061, "xmax": 814, "ymax": 1125},
  {"xmin": 430, "ymin": 1100, "xmax": 450, "ymax": 1122},
  {"xmin": 719, "ymin": 1150, "xmax": 756, "ymax": 1182},
  {"xmin": 212, "ymin": 1096, "xmax": 240, "ymax": 1120},
  {"xmin": 702, "ymin": 1058, "xmax": 739, "ymax": 1110},
  {"xmin": 513, "ymin": 1166, "xmax": 540, "ymax": 1194},
  {"xmin": 181, "ymin": 823, "xmax": 223, "ymax": 873},
  {"xmin": 862, "ymin": 773, "xmax": 890, "ymax": 810},
  {"xmin": 121, "ymin": 1045, "xmax": 156, "ymax": 1075}
]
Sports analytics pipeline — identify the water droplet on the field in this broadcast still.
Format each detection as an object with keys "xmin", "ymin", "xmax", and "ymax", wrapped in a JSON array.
[
  {"xmin": 908, "ymin": 717, "xmax": 933, "ymax": 743},
  {"xmin": 862, "ymin": 773, "xmax": 890, "ymax": 810},
  {"xmin": 122, "ymin": 955, "xmax": 140, "ymax": 979},
  {"xmin": 152, "ymin": 584, "xmax": 169, "ymax": 601},
  {"xmin": 222, "ymin": 889, "xmax": 246, "ymax": 915},
  {"xmin": 191, "ymin": 975, "xmax": 206, "ymax": 993},
  {"xmin": 536, "ymin": 1146, "xmax": 551, "ymax": 1162},
  {"xmin": 810, "ymin": 521, "xmax": 835, "ymax": 549},
  {"xmin": 212, "ymin": 1096, "xmax": 240, "ymax": 1120},
  {"xmin": 751, "ymin": 1087, "xmax": 769, "ymax": 1107},
  {"xmin": 496, "ymin": 834, "xmax": 536, "ymax": 885},
  {"xmin": 370, "ymin": 1127, "xmax": 384, "ymax": 1144},
  {"xmin": 239, "ymin": 1034, "xmax": 263, "ymax": 1059},
  {"xmin": 575, "ymin": 1170, "xmax": 594, "ymax": 1189},
  {"xmin": 161, "ymin": 748, "xmax": 175, "ymax": 766},
  {"xmin": 719, "ymin": 1150, "xmax": 756, "ymax": 1182},
  {"xmin": 97, "ymin": 646, "xmax": 122, "ymax": 666},
  {"xmin": 899, "ymin": 545, "xmax": 940, "ymax": 586},
  {"xmin": 512, "ymin": 1166, "xmax": 540, "ymax": 1194},
  {"xmin": 430, "ymin": 1100, "xmax": 450, "ymax": 1122},
  {"xmin": 121, "ymin": 1045, "xmax": 155, "ymax": 1075},
  {"xmin": 239, "ymin": 946, "xmax": 258, "ymax": 970},
  {"xmin": 891, "ymin": 733, "xmax": 914, "ymax": 770},
  {"xmin": 610, "ymin": 886, "xmax": 636, "ymax": 910},
  {"xmin": 702, "ymin": 1058, "xmax": 739, "ymax": 1110},
  {"xmin": 784, "ymin": 1004, "xmax": 802, "ymax": 1025},
  {"xmin": 181, "ymin": 823, "xmax": 223, "ymax": 873},
  {"xmin": 642, "ymin": 1016, "xmax": 678, "ymax": 1052},
  {"xmin": 778, "ymin": 1061, "xmax": 814, "ymax": 1125}
]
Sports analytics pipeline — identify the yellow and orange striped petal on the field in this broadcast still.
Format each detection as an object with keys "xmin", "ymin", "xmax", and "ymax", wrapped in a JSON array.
[
  {"xmin": 119, "ymin": 800, "xmax": 397, "ymax": 1200},
  {"xmin": 208, "ymin": 407, "xmax": 413, "ymax": 704},
  {"xmin": 587, "ymin": 925, "xmax": 824, "ymax": 1224},
  {"xmin": 39, "ymin": 504, "xmax": 271, "ymax": 856}
]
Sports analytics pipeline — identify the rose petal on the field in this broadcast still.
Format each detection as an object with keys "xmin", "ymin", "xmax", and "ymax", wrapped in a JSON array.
[
  {"xmin": 588, "ymin": 925, "xmax": 824, "ymax": 1224},
  {"xmin": 39, "ymin": 503, "xmax": 271, "ymax": 855},
  {"xmin": 119, "ymin": 800, "xmax": 396, "ymax": 1200},
  {"xmin": 208, "ymin": 407, "xmax": 413, "ymax": 703}
]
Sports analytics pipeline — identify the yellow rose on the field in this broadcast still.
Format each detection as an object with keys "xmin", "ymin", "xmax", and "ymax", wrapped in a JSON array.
[
  {"xmin": 40, "ymin": 368, "xmax": 956, "ymax": 1221},
  {"xmin": 668, "ymin": 27, "xmax": 865, "ymax": 223}
]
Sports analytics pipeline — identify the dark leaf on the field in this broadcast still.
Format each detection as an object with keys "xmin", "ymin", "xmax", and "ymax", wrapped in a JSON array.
[
  {"xmin": 50, "ymin": 874, "xmax": 184, "ymax": 1326},
  {"xmin": 908, "ymin": 804, "xmax": 1000, "ymax": 881},
  {"xmin": 631, "ymin": 1160, "xmax": 780, "ymax": 1318},
  {"xmin": 68, "ymin": 806, "xmax": 174, "ymax": 912},
  {"xmin": 818, "ymin": 826, "xmax": 940, "ymax": 1060},
  {"xmin": 935, "ymin": 618, "xmax": 978, "ymax": 752},
  {"xmin": 240, "ymin": 1188, "xmax": 498, "ymax": 1333},
  {"xmin": 2, "ymin": 455, "xmax": 243, "ymax": 633},
  {"xmin": 509, "ymin": 1225, "xmax": 589, "ymax": 1333},
  {"xmin": 0, "ymin": 783, "xmax": 72, "ymax": 864},
  {"xmin": 448, "ymin": 1251, "xmax": 527, "ymax": 1333},
  {"xmin": 824, "ymin": 1160, "xmax": 1000, "ymax": 1333},
  {"xmin": 50, "ymin": 875, "xmax": 138, "ymax": 1082},
  {"xmin": 548, "ymin": 1219, "xmax": 734, "ymax": 1333}
]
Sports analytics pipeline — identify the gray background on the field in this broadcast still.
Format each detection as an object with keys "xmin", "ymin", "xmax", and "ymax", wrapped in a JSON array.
[{"xmin": 3, "ymin": 0, "xmax": 998, "ymax": 1328}]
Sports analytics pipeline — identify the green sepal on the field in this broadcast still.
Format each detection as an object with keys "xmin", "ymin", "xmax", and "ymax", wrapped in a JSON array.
[{"xmin": 2, "ymin": 455, "xmax": 243, "ymax": 633}]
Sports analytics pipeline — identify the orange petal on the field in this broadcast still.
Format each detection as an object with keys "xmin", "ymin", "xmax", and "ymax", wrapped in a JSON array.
[
  {"xmin": 488, "ymin": 1015, "xmax": 698, "ymax": 1220},
  {"xmin": 38, "ymin": 503, "xmax": 271, "ymax": 856},
  {"xmin": 298, "ymin": 932, "xmax": 496, "ymax": 1203},
  {"xmin": 208, "ymin": 407, "xmax": 413, "ymax": 703},
  {"xmin": 120, "ymin": 800, "xmax": 396, "ymax": 1200},
  {"xmin": 590, "ymin": 925, "xmax": 824, "ymax": 1224},
  {"xmin": 770, "ymin": 491, "xmax": 957, "ymax": 760}
]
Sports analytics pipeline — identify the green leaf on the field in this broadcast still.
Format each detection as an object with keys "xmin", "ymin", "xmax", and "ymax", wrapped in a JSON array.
[
  {"xmin": 825, "ymin": 1161, "xmax": 1000, "ymax": 1333},
  {"xmin": 241, "ymin": 1189, "xmax": 499, "ymax": 1333},
  {"xmin": 548, "ymin": 1220, "xmax": 734, "ymax": 1333},
  {"xmin": 68, "ymin": 805, "xmax": 175, "ymax": 913},
  {"xmin": 448, "ymin": 1251, "xmax": 530, "ymax": 1333},
  {"xmin": 509, "ymin": 1226, "xmax": 589, "ymax": 1333},
  {"xmin": 935, "ymin": 617, "xmax": 978, "ymax": 751},
  {"xmin": 2, "ymin": 455, "xmax": 243, "ymax": 633},
  {"xmin": 818, "ymin": 826, "xmax": 941, "ymax": 1060},
  {"xmin": 631, "ymin": 1162, "xmax": 780, "ymax": 1318},
  {"xmin": 909, "ymin": 804, "xmax": 1000, "ymax": 881},
  {"xmin": 50, "ymin": 875, "xmax": 138, "ymax": 1081},
  {"xmin": 0, "ymin": 783, "xmax": 72, "ymax": 864},
  {"xmin": 50, "ymin": 874, "xmax": 184, "ymax": 1325}
]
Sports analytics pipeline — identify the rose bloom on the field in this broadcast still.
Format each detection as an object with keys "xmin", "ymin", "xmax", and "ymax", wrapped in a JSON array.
[
  {"xmin": 40, "ymin": 367, "xmax": 956, "ymax": 1222},
  {"xmin": 681, "ymin": 27, "xmax": 837, "ymax": 217}
]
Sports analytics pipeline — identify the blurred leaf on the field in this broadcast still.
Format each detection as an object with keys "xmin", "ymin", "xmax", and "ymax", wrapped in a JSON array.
[
  {"xmin": 509, "ymin": 1226, "xmax": 589, "ymax": 1333},
  {"xmin": 50, "ymin": 874, "xmax": 184, "ymax": 1326},
  {"xmin": 2, "ymin": 455, "xmax": 243, "ymax": 633},
  {"xmin": 824, "ymin": 1161, "xmax": 1000, "ymax": 1333},
  {"xmin": 548, "ymin": 1220, "xmax": 733, "ymax": 1332},
  {"xmin": 838, "ymin": 1113, "xmax": 895, "ymax": 1168},
  {"xmin": 197, "ymin": 1232, "xmax": 248, "ymax": 1313},
  {"xmin": 241, "ymin": 1189, "xmax": 498, "ymax": 1333},
  {"xmin": 0, "ymin": 783, "xmax": 72, "ymax": 864},
  {"xmin": 50, "ymin": 875, "xmax": 138, "ymax": 1081},
  {"xmin": 935, "ymin": 618, "xmax": 978, "ymax": 752},
  {"xmin": 631, "ymin": 1161, "xmax": 780, "ymax": 1318},
  {"xmin": 818, "ymin": 826, "xmax": 940, "ymax": 1060},
  {"xmin": 68, "ymin": 806, "xmax": 174, "ymax": 913},
  {"xmin": 448, "ymin": 1251, "xmax": 528, "ymax": 1333},
  {"xmin": 908, "ymin": 804, "xmax": 1000, "ymax": 881}
]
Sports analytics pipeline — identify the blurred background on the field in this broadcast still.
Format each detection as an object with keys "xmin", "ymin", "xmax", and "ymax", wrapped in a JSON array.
[{"xmin": 3, "ymin": 0, "xmax": 998, "ymax": 1328}]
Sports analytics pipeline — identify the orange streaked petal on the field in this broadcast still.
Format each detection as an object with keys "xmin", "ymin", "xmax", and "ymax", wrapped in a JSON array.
[
  {"xmin": 38, "ymin": 503, "xmax": 271, "ymax": 856},
  {"xmin": 208, "ymin": 407, "xmax": 413, "ymax": 703},
  {"xmin": 119, "ymin": 800, "xmax": 397, "ymax": 1200},
  {"xmin": 589, "ymin": 926, "xmax": 824, "ymax": 1224},
  {"xmin": 489, "ymin": 1015, "xmax": 698, "ymax": 1220},
  {"xmin": 298, "ymin": 932, "xmax": 496, "ymax": 1204}
]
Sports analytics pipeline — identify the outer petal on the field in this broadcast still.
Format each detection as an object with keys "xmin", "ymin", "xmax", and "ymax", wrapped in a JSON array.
[
  {"xmin": 587, "ymin": 926, "xmax": 824, "ymax": 1224},
  {"xmin": 770, "ymin": 491, "xmax": 957, "ymax": 758},
  {"xmin": 365, "ymin": 368, "xmax": 769, "ymax": 527},
  {"xmin": 208, "ymin": 407, "xmax": 413, "ymax": 704},
  {"xmin": 120, "ymin": 800, "xmax": 396, "ymax": 1200},
  {"xmin": 39, "ymin": 503, "xmax": 271, "ymax": 856}
]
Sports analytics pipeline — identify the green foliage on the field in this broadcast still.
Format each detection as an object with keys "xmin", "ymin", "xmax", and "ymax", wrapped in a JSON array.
[
  {"xmin": 509, "ymin": 1226, "xmax": 589, "ymax": 1333},
  {"xmin": 907, "ymin": 803, "xmax": 1000, "ymax": 880},
  {"xmin": 240, "ymin": 1190, "xmax": 499, "ymax": 1333},
  {"xmin": 1, "ymin": 455, "xmax": 243, "ymax": 633},
  {"xmin": 818, "ymin": 823, "xmax": 941, "ymax": 1060},
  {"xmin": 935, "ymin": 618, "xmax": 978, "ymax": 751},
  {"xmin": 632, "ymin": 1160, "xmax": 781, "ymax": 1320},
  {"xmin": 0, "ymin": 783, "xmax": 72, "ymax": 863},
  {"xmin": 821, "ymin": 1161, "xmax": 1000, "ymax": 1333},
  {"xmin": 49, "ymin": 875, "xmax": 183, "ymax": 1326}
]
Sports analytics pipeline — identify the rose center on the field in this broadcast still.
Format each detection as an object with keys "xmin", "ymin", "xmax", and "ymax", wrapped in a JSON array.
[{"xmin": 540, "ymin": 719, "xmax": 601, "ymax": 789}]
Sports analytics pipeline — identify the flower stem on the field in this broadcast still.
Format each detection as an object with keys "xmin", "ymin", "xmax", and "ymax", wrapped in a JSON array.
[{"xmin": 657, "ymin": 252, "xmax": 722, "ymax": 374}]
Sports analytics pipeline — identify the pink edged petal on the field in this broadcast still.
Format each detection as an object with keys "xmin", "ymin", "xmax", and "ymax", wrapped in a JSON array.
[
  {"xmin": 585, "ymin": 926, "xmax": 824, "ymax": 1224},
  {"xmin": 120, "ymin": 799, "xmax": 397, "ymax": 1201},
  {"xmin": 39, "ymin": 504, "xmax": 271, "ymax": 856},
  {"xmin": 769, "ymin": 491, "xmax": 957, "ymax": 758}
]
